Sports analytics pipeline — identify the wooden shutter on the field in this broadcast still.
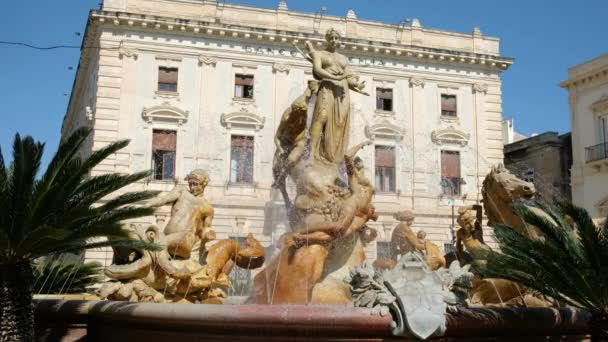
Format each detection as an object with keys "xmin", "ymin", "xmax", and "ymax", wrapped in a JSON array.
[
  {"xmin": 441, "ymin": 151, "xmax": 460, "ymax": 177},
  {"xmin": 377, "ymin": 88, "xmax": 393, "ymax": 99},
  {"xmin": 375, "ymin": 146, "xmax": 395, "ymax": 167},
  {"xmin": 231, "ymin": 135, "xmax": 254, "ymax": 148},
  {"xmin": 441, "ymin": 95, "xmax": 456, "ymax": 112},
  {"xmin": 235, "ymin": 74, "xmax": 254, "ymax": 86},
  {"xmin": 152, "ymin": 130, "xmax": 176, "ymax": 151},
  {"xmin": 158, "ymin": 67, "xmax": 178, "ymax": 84}
]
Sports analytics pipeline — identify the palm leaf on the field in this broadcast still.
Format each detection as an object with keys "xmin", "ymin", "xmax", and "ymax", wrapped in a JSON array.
[
  {"xmin": 474, "ymin": 202, "xmax": 608, "ymax": 316},
  {"xmin": 7, "ymin": 134, "xmax": 44, "ymax": 244},
  {"xmin": 1, "ymin": 127, "xmax": 159, "ymax": 264},
  {"xmin": 33, "ymin": 259, "xmax": 103, "ymax": 294}
]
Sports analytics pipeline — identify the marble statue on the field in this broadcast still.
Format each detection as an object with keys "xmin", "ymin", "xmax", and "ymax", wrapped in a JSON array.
[
  {"xmin": 272, "ymin": 80, "xmax": 318, "ymax": 214},
  {"xmin": 481, "ymin": 164, "xmax": 550, "ymax": 239},
  {"xmin": 455, "ymin": 166, "xmax": 553, "ymax": 307},
  {"xmin": 98, "ymin": 169, "xmax": 265, "ymax": 303},
  {"xmin": 373, "ymin": 210, "xmax": 445, "ymax": 271},
  {"xmin": 249, "ymin": 29, "xmax": 375, "ymax": 304},
  {"xmin": 308, "ymin": 28, "xmax": 368, "ymax": 164}
]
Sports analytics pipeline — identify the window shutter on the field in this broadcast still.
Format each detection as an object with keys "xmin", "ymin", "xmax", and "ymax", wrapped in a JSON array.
[
  {"xmin": 441, "ymin": 151, "xmax": 460, "ymax": 178},
  {"xmin": 231, "ymin": 135, "xmax": 254, "ymax": 148},
  {"xmin": 377, "ymin": 88, "xmax": 393, "ymax": 100},
  {"xmin": 375, "ymin": 146, "xmax": 395, "ymax": 167},
  {"xmin": 153, "ymin": 130, "xmax": 177, "ymax": 151},
  {"xmin": 441, "ymin": 95, "xmax": 457, "ymax": 112},
  {"xmin": 159, "ymin": 67, "xmax": 178, "ymax": 84},
  {"xmin": 235, "ymin": 75, "xmax": 254, "ymax": 86}
]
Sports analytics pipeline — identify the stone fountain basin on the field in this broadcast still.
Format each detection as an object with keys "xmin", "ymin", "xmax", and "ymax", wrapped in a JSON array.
[{"xmin": 35, "ymin": 299, "xmax": 591, "ymax": 341}]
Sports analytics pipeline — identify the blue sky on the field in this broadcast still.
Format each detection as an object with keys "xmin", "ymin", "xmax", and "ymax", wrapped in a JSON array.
[{"xmin": 0, "ymin": 0, "xmax": 606, "ymax": 168}]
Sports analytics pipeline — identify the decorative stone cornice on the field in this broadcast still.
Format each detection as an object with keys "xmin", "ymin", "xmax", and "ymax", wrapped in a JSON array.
[
  {"xmin": 431, "ymin": 125, "xmax": 470, "ymax": 146},
  {"xmin": 118, "ymin": 42, "xmax": 138, "ymax": 59},
  {"xmin": 473, "ymin": 83, "xmax": 488, "ymax": 94},
  {"xmin": 221, "ymin": 109, "xmax": 265, "ymax": 131},
  {"xmin": 272, "ymin": 63, "xmax": 290, "ymax": 73},
  {"xmin": 365, "ymin": 121, "xmax": 405, "ymax": 141},
  {"xmin": 90, "ymin": 10, "xmax": 513, "ymax": 70},
  {"xmin": 560, "ymin": 66, "xmax": 608, "ymax": 89},
  {"xmin": 198, "ymin": 55, "xmax": 218, "ymax": 66},
  {"xmin": 142, "ymin": 102, "xmax": 189, "ymax": 125},
  {"xmin": 409, "ymin": 78, "xmax": 425, "ymax": 88},
  {"xmin": 591, "ymin": 95, "xmax": 608, "ymax": 116}
]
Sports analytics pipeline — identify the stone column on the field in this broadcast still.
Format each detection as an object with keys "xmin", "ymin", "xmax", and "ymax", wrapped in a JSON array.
[
  {"xmin": 409, "ymin": 77, "xmax": 425, "ymax": 209},
  {"xmin": 472, "ymin": 83, "xmax": 487, "ymax": 203}
]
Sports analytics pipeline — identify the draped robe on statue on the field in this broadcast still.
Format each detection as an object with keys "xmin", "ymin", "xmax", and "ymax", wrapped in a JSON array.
[{"xmin": 311, "ymin": 77, "xmax": 350, "ymax": 165}]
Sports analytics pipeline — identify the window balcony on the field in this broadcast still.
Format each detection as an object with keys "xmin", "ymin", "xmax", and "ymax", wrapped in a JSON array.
[
  {"xmin": 441, "ymin": 176, "xmax": 465, "ymax": 197},
  {"xmin": 585, "ymin": 143, "xmax": 608, "ymax": 163}
]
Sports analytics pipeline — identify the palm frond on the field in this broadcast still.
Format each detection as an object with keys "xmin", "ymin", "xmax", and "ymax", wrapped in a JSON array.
[
  {"xmin": 67, "ymin": 171, "xmax": 152, "ymax": 210},
  {"xmin": 474, "ymin": 202, "xmax": 608, "ymax": 316},
  {"xmin": 558, "ymin": 202, "xmax": 608, "ymax": 273},
  {"xmin": 7, "ymin": 134, "xmax": 44, "ymax": 244},
  {"xmin": 33, "ymin": 259, "xmax": 103, "ymax": 294},
  {"xmin": 25, "ymin": 129, "xmax": 90, "ymax": 234},
  {"xmin": 95, "ymin": 191, "xmax": 158, "ymax": 213},
  {"xmin": 34, "ymin": 238, "xmax": 161, "ymax": 258},
  {"xmin": 0, "ymin": 127, "xmax": 159, "ymax": 265}
]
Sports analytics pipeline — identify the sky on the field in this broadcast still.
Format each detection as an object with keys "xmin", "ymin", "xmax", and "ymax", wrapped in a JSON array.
[{"xmin": 0, "ymin": 0, "xmax": 606, "ymax": 169}]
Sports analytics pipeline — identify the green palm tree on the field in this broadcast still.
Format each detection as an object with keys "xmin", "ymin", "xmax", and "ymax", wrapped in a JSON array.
[
  {"xmin": 33, "ymin": 259, "xmax": 103, "ymax": 294},
  {"xmin": 0, "ymin": 127, "xmax": 159, "ymax": 342},
  {"xmin": 473, "ymin": 202, "xmax": 608, "ymax": 341}
]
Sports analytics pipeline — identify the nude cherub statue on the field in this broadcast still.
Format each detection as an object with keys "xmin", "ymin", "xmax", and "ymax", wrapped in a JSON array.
[
  {"xmin": 147, "ymin": 169, "xmax": 216, "ymax": 260},
  {"xmin": 373, "ymin": 210, "xmax": 445, "ymax": 270},
  {"xmin": 456, "ymin": 204, "xmax": 490, "ymax": 261}
]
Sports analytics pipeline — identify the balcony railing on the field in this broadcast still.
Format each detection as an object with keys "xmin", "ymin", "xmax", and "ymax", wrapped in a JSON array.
[
  {"xmin": 441, "ymin": 176, "xmax": 465, "ymax": 196},
  {"xmin": 585, "ymin": 142, "xmax": 608, "ymax": 163}
]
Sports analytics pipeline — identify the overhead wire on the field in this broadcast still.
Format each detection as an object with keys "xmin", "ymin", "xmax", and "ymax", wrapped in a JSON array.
[{"xmin": 0, "ymin": 40, "xmax": 120, "ymax": 51}]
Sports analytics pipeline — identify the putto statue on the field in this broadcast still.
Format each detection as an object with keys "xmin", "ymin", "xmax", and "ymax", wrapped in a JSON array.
[
  {"xmin": 250, "ymin": 29, "xmax": 375, "ymax": 304},
  {"xmin": 373, "ymin": 210, "xmax": 445, "ymax": 271},
  {"xmin": 98, "ymin": 169, "xmax": 264, "ymax": 303}
]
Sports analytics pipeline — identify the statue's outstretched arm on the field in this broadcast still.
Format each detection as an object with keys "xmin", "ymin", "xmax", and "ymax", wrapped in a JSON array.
[
  {"xmin": 345, "ymin": 140, "xmax": 372, "ymax": 160},
  {"xmin": 147, "ymin": 188, "xmax": 181, "ymax": 208}
]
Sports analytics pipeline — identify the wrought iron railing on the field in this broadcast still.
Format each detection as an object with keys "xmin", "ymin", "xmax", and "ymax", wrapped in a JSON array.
[
  {"xmin": 441, "ymin": 176, "xmax": 465, "ymax": 196},
  {"xmin": 585, "ymin": 142, "xmax": 608, "ymax": 163}
]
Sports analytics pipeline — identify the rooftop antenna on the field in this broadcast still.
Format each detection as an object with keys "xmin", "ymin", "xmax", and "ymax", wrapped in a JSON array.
[{"xmin": 313, "ymin": 6, "xmax": 327, "ymax": 34}]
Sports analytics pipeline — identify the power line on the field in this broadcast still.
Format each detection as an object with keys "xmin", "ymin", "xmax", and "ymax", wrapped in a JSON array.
[
  {"xmin": 0, "ymin": 40, "xmax": 80, "ymax": 50},
  {"xmin": 0, "ymin": 40, "xmax": 119, "ymax": 51}
]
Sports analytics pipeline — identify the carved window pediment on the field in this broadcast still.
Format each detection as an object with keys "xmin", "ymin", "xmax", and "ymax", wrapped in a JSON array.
[
  {"xmin": 431, "ymin": 125, "xmax": 470, "ymax": 146},
  {"xmin": 221, "ymin": 110, "xmax": 265, "ymax": 131},
  {"xmin": 365, "ymin": 121, "xmax": 405, "ymax": 141},
  {"xmin": 591, "ymin": 95, "xmax": 608, "ymax": 116},
  {"xmin": 142, "ymin": 103, "xmax": 189, "ymax": 125}
]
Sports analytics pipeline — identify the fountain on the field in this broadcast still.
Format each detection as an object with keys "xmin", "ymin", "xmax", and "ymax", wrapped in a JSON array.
[{"xmin": 33, "ymin": 29, "xmax": 593, "ymax": 341}]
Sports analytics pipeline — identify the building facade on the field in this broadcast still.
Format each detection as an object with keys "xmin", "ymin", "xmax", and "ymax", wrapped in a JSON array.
[
  {"xmin": 560, "ymin": 54, "xmax": 608, "ymax": 222},
  {"xmin": 504, "ymin": 132, "xmax": 572, "ymax": 202},
  {"xmin": 63, "ymin": 0, "xmax": 512, "ymax": 274}
]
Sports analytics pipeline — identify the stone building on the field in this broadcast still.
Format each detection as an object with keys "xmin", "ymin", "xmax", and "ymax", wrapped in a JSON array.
[
  {"xmin": 561, "ymin": 54, "xmax": 608, "ymax": 222},
  {"xmin": 504, "ymin": 132, "xmax": 572, "ymax": 202},
  {"xmin": 62, "ymin": 0, "xmax": 512, "ymax": 283}
]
